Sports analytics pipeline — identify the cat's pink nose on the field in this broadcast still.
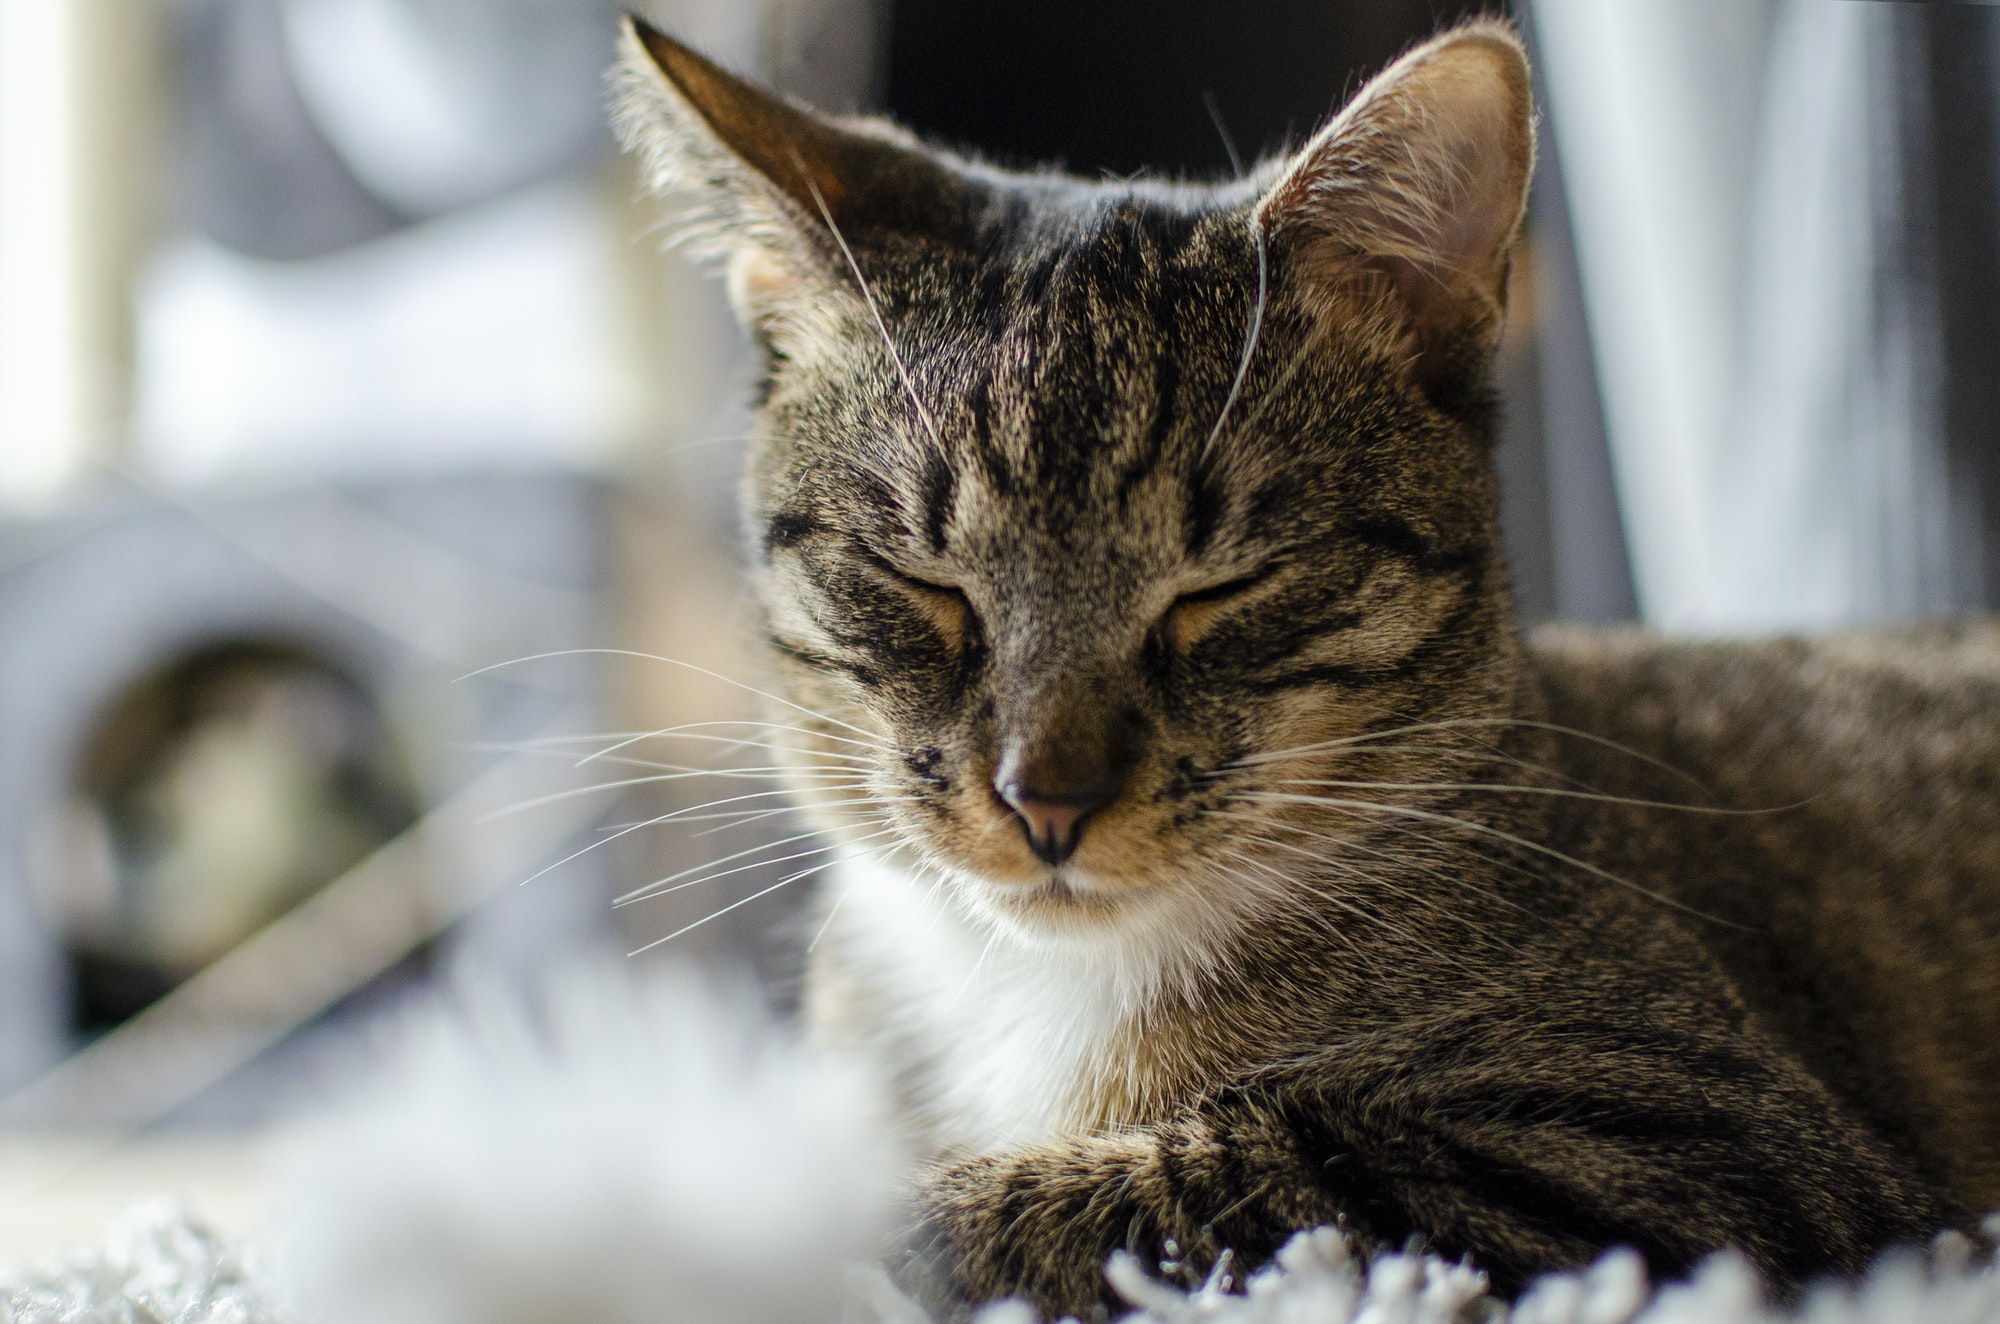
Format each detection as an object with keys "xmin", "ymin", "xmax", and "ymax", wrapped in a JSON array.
[
  {"xmin": 993, "ymin": 698, "xmax": 1136, "ymax": 868},
  {"xmin": 995, "ymin": 779, "xmax": 1113, "ymax": 867}
]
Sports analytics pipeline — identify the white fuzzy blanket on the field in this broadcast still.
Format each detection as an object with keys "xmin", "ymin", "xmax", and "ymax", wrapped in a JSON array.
[
  {"xmin": 7, "ymin": 1202, "xmax": 1998, "ymax": 1324},
  {"xmin": 6, "ymin": 968, "xmax": 1997, "ymax": 1324}
]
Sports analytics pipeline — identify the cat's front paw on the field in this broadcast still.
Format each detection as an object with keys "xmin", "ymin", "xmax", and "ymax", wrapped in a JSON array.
[{"xmin": 899, "ymin": 1140, "xmax": 1161, "ymax": 1323}]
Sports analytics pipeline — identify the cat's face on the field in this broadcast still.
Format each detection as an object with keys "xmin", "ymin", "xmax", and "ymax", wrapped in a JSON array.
[{"xmin": 616, "ymin": 21, "xmax": 1535, "ymax": 946}]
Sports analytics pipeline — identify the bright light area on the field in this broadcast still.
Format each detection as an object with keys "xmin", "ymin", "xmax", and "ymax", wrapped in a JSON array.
[
  {"xmin": 0, "ymin": 0, "xmax": 83, "ymax": 510},
  {"xmin": 135, "ymin": 181, "xmax": 647, "ymax": 484}
]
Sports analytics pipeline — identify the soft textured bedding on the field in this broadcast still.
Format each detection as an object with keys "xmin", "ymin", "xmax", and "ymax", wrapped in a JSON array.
[{"xmin": 5, "ymin": 968, "xmax": 1994, "ymax": 1324}]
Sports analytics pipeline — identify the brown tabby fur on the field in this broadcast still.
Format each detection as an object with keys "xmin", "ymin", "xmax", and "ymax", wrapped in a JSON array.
[{"xmin": 612, "ymin": 16, "xmax": 1999, "ymax": 1321}]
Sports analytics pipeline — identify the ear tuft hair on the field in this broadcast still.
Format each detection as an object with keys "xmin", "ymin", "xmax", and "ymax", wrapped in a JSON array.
[
  {"xmin": 610, "ymin": 16, "xmax": 971, "ymax": 336},
  {"xmin": 1256, "ymin": 20, "xmax": 1535, "ymax": 392},
  {"xmin": 613, "ymin": 19, "xmax": 860, "ymax": 235}
]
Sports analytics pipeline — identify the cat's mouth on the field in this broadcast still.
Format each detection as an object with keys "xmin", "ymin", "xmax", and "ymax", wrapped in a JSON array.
[
  {"xmin": 989, "ymin": 881, "xmax": 1117, "ymax": 925},
  {"xmin": 941, "ymin": 781, "xmax": 1186, "ymax": 918},
  {"xmin": 970, "ymin": 865, "xmax": 1143, "ymax": 926}
]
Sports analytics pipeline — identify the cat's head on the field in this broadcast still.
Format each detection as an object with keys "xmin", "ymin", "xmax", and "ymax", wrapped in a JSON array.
[{"xmin": 615, "ymin": 20, "xmax": 1535, "ymax": 952}]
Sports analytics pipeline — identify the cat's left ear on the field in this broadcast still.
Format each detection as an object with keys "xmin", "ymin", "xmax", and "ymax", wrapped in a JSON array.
[
  {"xmin": 1257, "ymin": 22, "xmax": 1534, "ymax": 393},
  {"xmin": 611, "ymin": 15, "xmax": 962, "ymax": 332}
]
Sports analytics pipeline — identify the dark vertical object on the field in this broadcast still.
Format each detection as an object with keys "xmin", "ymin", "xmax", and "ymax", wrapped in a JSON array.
[
  {"xmin": 1491, "ymin": 333, "xmax": 1558, "ymax": 624},
  {"xmin": 1523, "ymin": 71, "xmax": 1640, "ymax": 624},
  {"xmin": 1490, "ymin": 266, "xmax": 1558, "ymax": 623},
  {"xmin": 1898, "ymin": 7, "xmax": 2000, "ymax": 608}
]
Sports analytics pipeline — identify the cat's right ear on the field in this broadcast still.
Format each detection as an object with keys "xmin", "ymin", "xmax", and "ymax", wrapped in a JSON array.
[
  {"xmin": 1254, "ymin": 22, "xmax": 1535, "ymax": 399},
  {"xmin": 611, "ymin": 16, "xmax": 954, "ymax": 334}
]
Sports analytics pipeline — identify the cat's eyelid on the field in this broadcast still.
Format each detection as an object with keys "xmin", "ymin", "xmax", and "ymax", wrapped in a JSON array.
[
  {"xmin": 1177, "ymin": 561, "xmax": 1285, "ymax": 606},
  {"xmin": 859, "ymin": 548, "xmax": 972, "ymax": 652},
  {"xmin": 862, "ymin": 548, "xmax": 964, "ymax": 597}
]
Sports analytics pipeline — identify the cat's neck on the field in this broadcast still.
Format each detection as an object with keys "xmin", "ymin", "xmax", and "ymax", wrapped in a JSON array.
[
  {"xmin": 808, "ymin": 796, "xmax": 1559, "ymax": 1150},
  {"xmin": 812, "ymin": 846, "xmax": 1269, "ymax": 1147}
]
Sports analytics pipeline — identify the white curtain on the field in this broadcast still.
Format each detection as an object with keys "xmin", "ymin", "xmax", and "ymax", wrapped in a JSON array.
[{"xmin": 1530, "ymin": 0, "xmax": 1966, "ymax": 633}]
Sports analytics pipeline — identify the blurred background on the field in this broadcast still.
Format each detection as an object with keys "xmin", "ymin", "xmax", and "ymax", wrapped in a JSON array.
[{"xmin": 1, "ymin": 0, "xmax": 1997, "ymax": 1258}]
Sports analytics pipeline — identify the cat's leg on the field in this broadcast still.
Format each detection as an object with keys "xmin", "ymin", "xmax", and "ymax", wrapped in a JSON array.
[
  {"xmin": 898, "ymin": 1103, "xmax": 1459, "ymax": 1321},
  {"xmin": 901, "ymin": 1119, "xmax": 1328, "ymax": 1323},
  {"xmin": 899, "ymin": 1072, "xmax": 1949, "ymax": 1322},
  {"xmin": 901, "ymin": 1102, "xmax": 1602, "ymax": 1321}
]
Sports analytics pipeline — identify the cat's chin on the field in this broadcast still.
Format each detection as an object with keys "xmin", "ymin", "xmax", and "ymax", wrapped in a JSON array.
[{"xmin": 961, "ymin": 867, "xmax": 1164, "ymax": 935}]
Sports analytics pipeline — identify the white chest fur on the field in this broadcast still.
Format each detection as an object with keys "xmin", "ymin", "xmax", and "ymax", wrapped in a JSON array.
[{"xmin": 822, "ymin": 854, "xmax": 1151, "ymax": 1152}]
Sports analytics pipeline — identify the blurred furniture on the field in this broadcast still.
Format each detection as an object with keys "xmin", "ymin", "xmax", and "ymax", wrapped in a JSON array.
[{"xmin": 0, "ymin": 471, "xmax": 610, "ymax": 1121}]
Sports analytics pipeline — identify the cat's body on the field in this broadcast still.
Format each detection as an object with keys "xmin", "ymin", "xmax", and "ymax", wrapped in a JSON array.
[
  {"xmin": 810, "ymin": 627, "xmax": 2000, "ymax": 1311},
  {"xmin": 612, "ymin": 18, "xmax": 1999, "ymax": 1320},
  {"xmin": 1532, "ymin": 623, "xmax": 2000, "ymax": 1214},
  {"xmin": 825, "ymin": 625, "xmax": 2000, "ymax": 1183}
]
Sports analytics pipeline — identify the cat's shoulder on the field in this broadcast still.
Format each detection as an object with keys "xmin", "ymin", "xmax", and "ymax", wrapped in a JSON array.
[
  {"xmin": 1522, "ymin": 616, "xmax": 2000, "ymax": 818},
  {"xmin": 1526, "ymin": 617, "xmax": 2000, "ymax": 725},
  {"xmin": 1528, "ymin": 616, "xmax": 2000, "ymax": 679}
]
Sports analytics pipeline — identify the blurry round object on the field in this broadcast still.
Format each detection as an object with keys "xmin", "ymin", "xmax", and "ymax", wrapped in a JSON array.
[
  {"xmin": 171, "ymin": 0, "xmax": 410, "ymax": 260},
  {"xmin": 278, "ymin": 0, "xmax": 615, "ymax": 218},
  {"xmin": 38, "ymin": 642, "xmax": 420, "ymax": 1029}
]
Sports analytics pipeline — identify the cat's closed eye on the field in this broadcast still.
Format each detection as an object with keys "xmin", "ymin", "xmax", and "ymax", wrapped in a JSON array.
[
  {"xmin": 1164, "ymin": 566, "xmax": 1282, "ymax": 650},
  {"xmin": 871, "ymin": 556, "xmax": 973, "ymax": 650}
]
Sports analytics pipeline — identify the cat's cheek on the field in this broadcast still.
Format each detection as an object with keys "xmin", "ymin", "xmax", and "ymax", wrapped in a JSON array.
[
  {"xmin": 1255, "ymin": 687, "xmax": 1402, "ymax": 772},
  {"xmin": 1067, "ymin": 799, "xmax": 1210, "ymax": 890}
]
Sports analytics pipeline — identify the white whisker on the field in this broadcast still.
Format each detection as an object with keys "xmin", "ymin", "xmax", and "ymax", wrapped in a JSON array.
[
  {"xmin": 615, "ymin": 844, "xmax": 836, "ymax": 909},
  {"xmin": 809, "ymin": 875, "xmax": 864, "ymax": 953},
  {"xmin": 611, "ymin": 827, "xmax": 839, "ymax": 904},
  {"xmin": 1201, "ymin": 216, "xmax": 1268, "ymax": 460},
  {"xmin": 452, "ymin": 648, "xmax": 891, "ymax": 746},
  {"xmin": 510, "ymin": 781, "xmax": 893, "ymax": 890},
  {"xmin": 1205, "ymin": 809, "xmax": 1537, "ymax": 932},
  {"xmin": 627, "ymin": 830, "xmax": 898, "ymax": 954},
  {"xmin": 1253, "ymin": 777, "xmax": 1784, "ymax": 817},
  {"xmin": 614, "ymin": 804, "xmax": 917, "ymax": 908},
  {"xmin": 476, "ymin": 764, "xmax": 887, "ymax": 825},
  {"xmin": 795, "ymin": 160, "xmax": 949, "ymax": 460},
  {"xmin": 628, "ymin": 869, "xmax": 823, "ymax": 953},
  {"xmin": 1230, "ymin": 791, "xmax": 1747, "ymax": 929},
  {"xmin": 1221, "ymin": 716, "xmax": 1714, "ymax": 795},
  {"xmin": 577, "ymin": 718, "xmax": 890, "ymax": 768}
]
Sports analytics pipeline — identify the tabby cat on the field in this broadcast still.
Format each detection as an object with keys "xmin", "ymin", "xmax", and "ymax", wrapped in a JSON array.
[{"xmin": 612, "ymin": 17, "xmax": 2000, "ymax": 1320}]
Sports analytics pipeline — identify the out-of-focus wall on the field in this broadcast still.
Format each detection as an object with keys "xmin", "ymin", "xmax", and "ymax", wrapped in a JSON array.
[{"xmin": 0, "ymin": 0, "xmax": 886, "ymax": 1130}]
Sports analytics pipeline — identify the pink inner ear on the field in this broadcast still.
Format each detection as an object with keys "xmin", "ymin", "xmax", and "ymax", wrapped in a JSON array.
[
  {"xmin": 1258, "ymin": 28, "xmax": 1534, "ymax": 352},
  {"xmin": 1407, "ymin": 52, "xmax": 1537, "ymax": 285}
]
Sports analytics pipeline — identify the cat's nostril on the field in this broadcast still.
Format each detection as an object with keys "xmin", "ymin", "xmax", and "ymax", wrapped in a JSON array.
[{"xmin": 996, "ymin": 779, "xmax": 1113, "ymax": 867}]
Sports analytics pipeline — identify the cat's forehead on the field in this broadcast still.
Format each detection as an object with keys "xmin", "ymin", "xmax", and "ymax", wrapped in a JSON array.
[
  {"xmin": 883, "ymin": 199, "xmax": 1269, "ymax": 548},
  {"xmin": 765, "ymin": 188, "xmax": 1399, "ymax": 582},
  {"xmin": 944, "ymin": 193, "xmax": 1251, "ymax": 346}
]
